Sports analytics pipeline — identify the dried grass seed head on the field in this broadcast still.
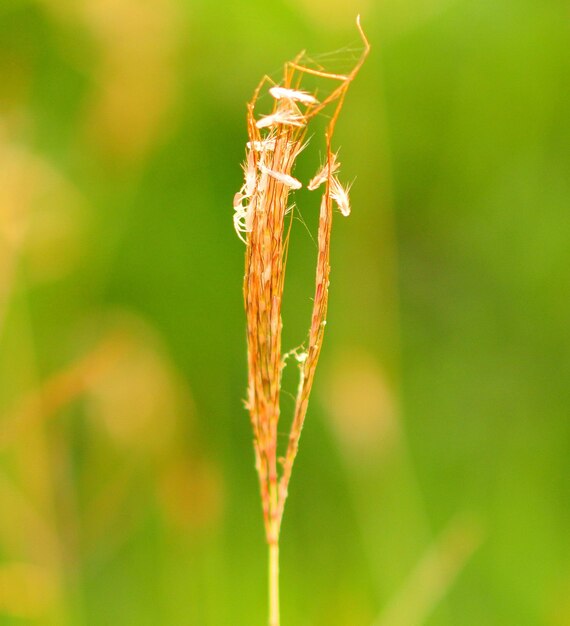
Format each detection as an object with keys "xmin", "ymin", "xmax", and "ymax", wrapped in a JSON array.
[{"xmin": 236, "ymin": 15, "xmax": 370, "ymax": 546}]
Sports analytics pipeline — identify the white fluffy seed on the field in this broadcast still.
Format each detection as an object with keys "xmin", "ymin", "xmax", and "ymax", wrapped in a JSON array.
[
  {"xmin": 258, "ymin": 164, "xmax": 302, "ymax": 189},
  {"xmin": 269, "ymin": 86, "xmax": 318, "ymax": 105}
]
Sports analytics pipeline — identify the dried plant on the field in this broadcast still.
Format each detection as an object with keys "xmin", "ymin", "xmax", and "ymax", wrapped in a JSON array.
[{"xmin": 234, "ymin": 17, "xmax": 369, "ymax": 626}]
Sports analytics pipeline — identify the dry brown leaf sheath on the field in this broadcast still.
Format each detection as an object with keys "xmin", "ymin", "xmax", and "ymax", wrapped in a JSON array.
[{"xmin": 234, "ymin": 17, "xmax": 369, "ymax": 626}]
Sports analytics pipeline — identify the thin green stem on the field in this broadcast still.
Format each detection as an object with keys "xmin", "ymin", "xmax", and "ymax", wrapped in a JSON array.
[{"xmin": 269, "ymin": 540, "xmax": 280, "ymax": 626}]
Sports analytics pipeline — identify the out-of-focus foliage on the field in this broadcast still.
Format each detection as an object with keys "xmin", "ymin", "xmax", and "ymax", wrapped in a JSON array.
[{"xmin": 0, "ymin": 0, "xmax": 568, "ymax": 624}]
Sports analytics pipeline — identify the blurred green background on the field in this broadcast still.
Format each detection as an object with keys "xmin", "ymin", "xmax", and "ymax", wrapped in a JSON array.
[{"xmin": 0, "ymin": 0, "xmax": 569, "ymax": 624}]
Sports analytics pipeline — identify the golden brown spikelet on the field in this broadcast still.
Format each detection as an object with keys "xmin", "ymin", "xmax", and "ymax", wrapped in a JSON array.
[{"xmin": 235, "ymin": 16, "xmax": 370, "ymax": 626}]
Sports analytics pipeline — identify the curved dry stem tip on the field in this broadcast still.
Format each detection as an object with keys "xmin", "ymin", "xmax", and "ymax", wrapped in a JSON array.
[
  {"xmin": 356, "ymin": 15, "xmax": 370, "ymax": 59},
  {"xmin": 356, "ymin": 15, "xmax": 366, "ymax": 41}
]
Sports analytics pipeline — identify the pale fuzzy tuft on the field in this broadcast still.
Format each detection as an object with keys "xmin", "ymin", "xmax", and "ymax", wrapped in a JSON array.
[
  {"xmin": 258, "ymin": 164, "xmax": 302, "ymax": 190},
  {"xmin": 269, "ymin": 86, "xmax": 319, "ymax": 105},
  {"xmin": 308, "ymin": 152, "xmax": 341, "ymax": 191},
  {"xmin": 247, "ymin": 139, "xmax": 276, "ymax": 152},
  {"xmin": 256, "ymin": 108, "xmax": 306, "ymax": 129},
  {"xmin": 330, "ymin": 178, "xmax": 352, "ymax": 216}
]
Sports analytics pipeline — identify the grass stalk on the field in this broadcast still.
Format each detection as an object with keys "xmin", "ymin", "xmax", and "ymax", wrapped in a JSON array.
[
  {"xmin": 268, "ymin": 540, "xmax": 280, "ymax": 626},
  {"xmin": 234, "ymin": 17, "xmax": 369, "ymax": 624}
]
